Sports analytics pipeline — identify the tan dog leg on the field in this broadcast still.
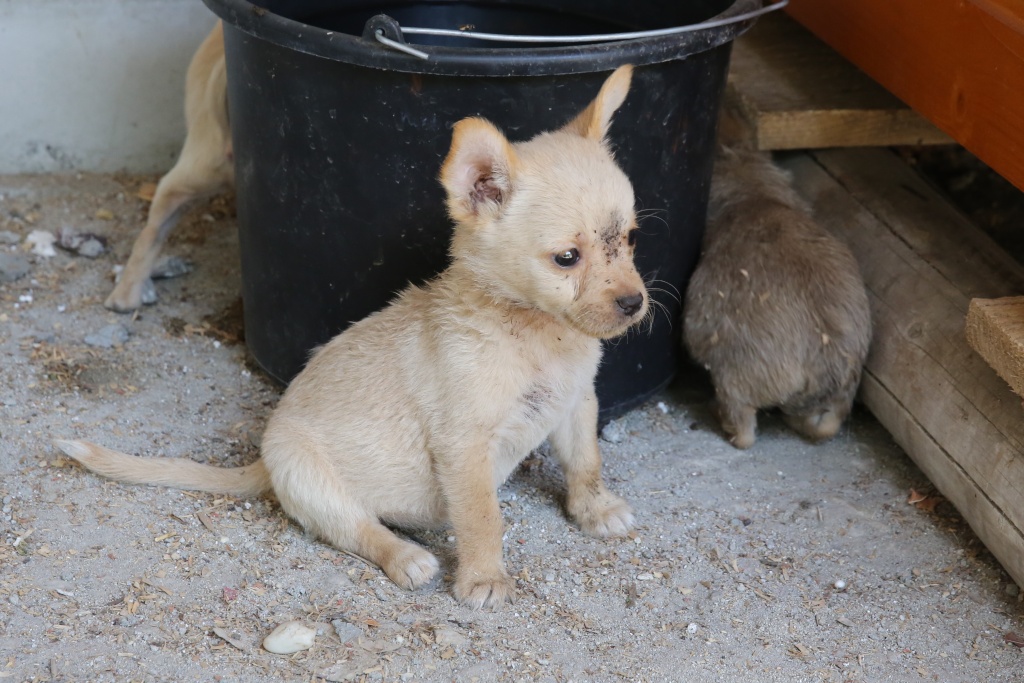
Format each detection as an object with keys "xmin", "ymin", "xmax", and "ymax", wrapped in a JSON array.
[
  {"xmin": 439, "ymin": 445, "xmax": 516, "ymax": 609},
  {"xmin": 551, "ymin": 388, "xmax": 635, "ymax": 537},
  {"xmin": 105, "ymin": 23, "xmax": 231, "ymax": 312},
  {"xmin": 106, "ymin": 166, "xmax": 224, "ymax": 311}
]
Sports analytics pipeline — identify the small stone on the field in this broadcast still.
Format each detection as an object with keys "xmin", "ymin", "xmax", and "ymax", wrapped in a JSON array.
[
  {"xmin": 150, "ymin": 255, "xmax": 193, "ymax": 280},
  {"xmin": 686, "ymin": 623, "xmax": 698, "ymax": 635},
  {"xmin": 0, "ymin": 252, "xmax": 31, "ymax": 283},
  {"xmin": 836, "ymin": 616, "xmax": 854, "ymax": 627},
  {"xmin": 0, "ymin": 230, "xmax": 20, "ymax": 245},
  {"xmin": 141, "ymin": 278, "xmax": 158, "ymax": 305},
  {"xmin": 84, "ymin": 324, "xmax": 130, "ymax": 348},
  {"xmin": 834, "ymin": 579, "xmax": 847, "ymax": 591},
  {"xmin": 600, "ymin": 420, "xmax": 626, "ymax": 444},
  {"xmin": 9, "ymin": 593, "xmax": 19, "ymax": 606},
  {"xmin": 331, "ymin": 619, "xmax": 362, "ymax": 644},
  {"xmin": 76, "ymin": 236, "xmax": 106, "ymax": 258},
  {"xmin": 656, "ymin": 401, "xmax": 670, "ymax": 414},
  {"xmin": 1006, "ymin": 583, "xmax": 1020, "ymax": 597},
  {"xmin": 544, "ymin": 572, "xmax": 556, "ymax": 583},
  {"xmin": 262, "ymin": 621, "xmax": 316, "ymax": 654},
  {"xmin": 25, "ymin": 230, "xmax": 56, "ymax": 257},
  {"xmin": 432, "ymin": 625, "xmax": 469, "ymax": 650},
  {"xmin": 56, "ymin": 226, "xmax": 107, "ymax": 258}
]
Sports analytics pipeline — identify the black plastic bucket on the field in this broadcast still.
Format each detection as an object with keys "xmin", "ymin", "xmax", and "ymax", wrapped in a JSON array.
[{"xmin": 201, "ymin": 0, "xmax": 759, "ymax": 420}]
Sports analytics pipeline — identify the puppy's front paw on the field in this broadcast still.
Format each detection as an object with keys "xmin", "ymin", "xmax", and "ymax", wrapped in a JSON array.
[
  {"xmin": 104, "ymin": 287, "xmax": 142, "ymax": 313},
  {"xmin": 382, "ymin": 545, "xmax": 440, "ymax": 590},
  {"xmin": 570, "ymin": 490, "xmax": 635, "ymax": 538},
  {"xmin": 454, "ymin": 570, "xmax": 516, "ymax": 609}
]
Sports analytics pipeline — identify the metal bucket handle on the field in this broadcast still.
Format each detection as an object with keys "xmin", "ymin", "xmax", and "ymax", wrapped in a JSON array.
[{"xmin": 368, "ymin": 0, "xmax": 789, "ymax": 59}]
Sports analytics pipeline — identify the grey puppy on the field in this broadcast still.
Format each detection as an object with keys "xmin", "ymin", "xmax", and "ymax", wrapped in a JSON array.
[{"xmin": 683, "ymin": 147, "xmax": 871, "ymax": 449}]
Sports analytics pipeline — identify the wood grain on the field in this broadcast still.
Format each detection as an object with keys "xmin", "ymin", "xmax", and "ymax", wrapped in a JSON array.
[
  {"xmin": 966, "ymin": 297, "xmax": 1024, "ymax": 400},
  {"xmin": 787, "ymin": 0, "xmax": 1024, "ymax": 191},
  {"xmin": 727, "ymin": 12, "xmax": 951, "ymax": 150},
  {"xmin": 780, "ymin": 148, "xmax": 1024, "ymax": 589}
]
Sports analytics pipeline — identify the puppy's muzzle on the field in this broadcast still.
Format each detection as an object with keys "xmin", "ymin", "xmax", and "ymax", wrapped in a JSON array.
[{"xmin": 616, "ymin": 293, "xmax": 645, "ymax": 317}]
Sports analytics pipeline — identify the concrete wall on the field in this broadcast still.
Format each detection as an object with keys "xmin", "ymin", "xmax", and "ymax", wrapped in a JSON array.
[{"xmin": 0, "ymin": 0, "xmax": 218, "ymax": 174}]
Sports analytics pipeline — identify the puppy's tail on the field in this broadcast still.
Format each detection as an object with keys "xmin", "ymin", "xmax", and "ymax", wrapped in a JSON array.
[{"xmin": 54, "ymin": 439, "xmax": 271, "ymax": 499}]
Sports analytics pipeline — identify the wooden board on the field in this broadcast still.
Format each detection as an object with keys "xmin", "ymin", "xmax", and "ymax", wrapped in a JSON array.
[
  {"xmin": 966, "ymin": 297, "xmax": 1024, "ymax": 400},
  {"xmin": 787, "ymin": 0, "xmax": 1024, "ymax": 192},
  {"xmin": 727, "ymin": 12, "xmax": 952, "ymax": 150},
  {"xmin": 780, "ymin": 147, "xmax": 1024, "ymax": 590}
]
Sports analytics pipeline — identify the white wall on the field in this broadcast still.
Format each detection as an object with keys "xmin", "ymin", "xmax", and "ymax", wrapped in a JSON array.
[{"xmin": 0, "ymin": 0, "xmax": 218, "ymax": 173}]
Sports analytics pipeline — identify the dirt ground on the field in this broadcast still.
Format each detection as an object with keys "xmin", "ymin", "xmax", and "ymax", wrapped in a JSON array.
[{"xmin": 1, "ymin": 169, "xmax": 1023, "ymax": 682}]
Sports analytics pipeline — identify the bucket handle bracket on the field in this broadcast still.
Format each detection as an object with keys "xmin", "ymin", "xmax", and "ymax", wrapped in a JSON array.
[{"xmin": 363, "ymin": 14, "xmax": 430, "ymax": 60}]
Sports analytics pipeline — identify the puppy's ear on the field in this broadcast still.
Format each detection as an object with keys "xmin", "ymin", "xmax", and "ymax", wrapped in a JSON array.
[
  {"xmin": 563, "ymin": 64, "xmax": 633, "ymax": 142},
  {"xmin": 440, "ymin": 117, "xmax": 519, "ymax": 225}
]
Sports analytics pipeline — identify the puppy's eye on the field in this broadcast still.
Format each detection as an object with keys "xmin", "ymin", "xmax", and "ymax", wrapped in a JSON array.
[
  {"xmin": 553, "ymin": 248, "xmax": 580, "ymax": 268},
  {"xmin": 627, "ymin": 230, "xmax": 638, "ymax": 247}
]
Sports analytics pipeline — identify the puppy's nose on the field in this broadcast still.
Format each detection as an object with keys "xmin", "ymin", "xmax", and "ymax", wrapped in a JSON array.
[{"xmin": 616, "ymin": 293, "xmax": 644, "ymax": 317}]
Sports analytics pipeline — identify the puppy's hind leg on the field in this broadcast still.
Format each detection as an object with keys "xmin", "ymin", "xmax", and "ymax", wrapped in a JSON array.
[
  {"xmin": 106, "ymin": 31, "xmax": 231, "ymax": 313},
  {"xmin": 715, "ymin": 396, "xmax": 757, "ymax": 449},
  {"xmin": 784, "ymin": 377, "xmax": 858, "ymax": 443},
  {"xmin": 105, "ymin": 141, "xmax": 231, "ymax": 312},
  {"xmin": 267, "ymin": 449, "xmax": 440, "ymax": 590},
  {"xmin": 551, "ymin": 386, "xmax": 634, "ymax": 537},
  {"xmin": 785, "ymin": 392, "xmax": 855, "ymax": 443},
  {"xmin": 784, "ymin": 410, "xmax": 842, "ymax": 443}
]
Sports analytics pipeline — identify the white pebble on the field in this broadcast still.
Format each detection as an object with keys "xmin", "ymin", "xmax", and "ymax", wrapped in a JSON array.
[
  {"xmin": 656, "ymin": 401, "xmax": 669, "ymax": 414},
  {"xmin": 262, "ymin": 621, "xmax": 316, "ymax": 654},
  {"xmin": 25, "ymin": 230, "xmax": 56, "ymax": 257},
  {"xmin": 686, "ymin": 623, "xmax": 698, "ymax": 635},
  {"xmin": 834, "ymin": 579, "xmax": 847, "ymax": 590}
]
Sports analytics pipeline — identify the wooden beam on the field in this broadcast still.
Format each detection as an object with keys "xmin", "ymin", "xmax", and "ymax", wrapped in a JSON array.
[
  {"xmin": 727, "ymin": 12, "xmax": 951, "ymax": 150},
  {"xmin": 966, "ymin": 297, "xmax": 1024, "ymax": 400},
  {"xmin": 780, "ymin": 147, "xmax": 1024, "ymax": 590},
  {"xmin": 787, "ymin": 0, "xmax": 1024, "ymax": 192}
]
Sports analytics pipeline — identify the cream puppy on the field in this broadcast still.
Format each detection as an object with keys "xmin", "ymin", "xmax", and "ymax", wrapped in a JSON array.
[
  {"xmin": 59, "ymin": 65, "xmax": 647, "ymax": 609},
  {"xmin": 106, "ymin": 22, "xmax": 232, "ymax": 312}
]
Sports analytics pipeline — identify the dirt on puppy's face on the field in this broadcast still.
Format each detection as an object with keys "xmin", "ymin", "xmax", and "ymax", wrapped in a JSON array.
[{"xmin": 440, "ymin": 66, "xmax": 648, "ymax": 340}]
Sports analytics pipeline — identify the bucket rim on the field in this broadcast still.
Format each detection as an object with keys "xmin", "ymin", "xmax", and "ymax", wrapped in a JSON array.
[{"xmin": 200, "ymin": 0, "xmax": 761, "ymax": 76}]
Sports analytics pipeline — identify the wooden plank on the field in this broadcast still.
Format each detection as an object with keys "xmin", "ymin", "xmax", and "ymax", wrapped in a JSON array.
[
  {"xmin": 966, "ymin": 297, "xmax": 1024, "ymax": 400},
  {"xmin": 727, "ymin": 12, "xmax": 951, "ymax": 150},
  {"xmin": 780, "ymin": 148, "xmax": 1024, "ymax": 589},
  {"xmin": 787, "ymin": 0, "xmax": 1024, "ymax": 192},
  {"xmin": 861, "ymin": 373, "xmax": 1024, "ymax": 589}
]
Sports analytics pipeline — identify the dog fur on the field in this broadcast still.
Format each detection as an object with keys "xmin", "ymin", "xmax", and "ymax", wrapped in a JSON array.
[
  {"xmin": 58, "ymin": 65, "xmax": 647, "ymax": 609},
  {"xmin": 105, "ymin": 22, "xmax": 232, "ymax": 312},
  {"xmin": 683, "ymin": 145, "xmax": 871, "ymax": 449}
]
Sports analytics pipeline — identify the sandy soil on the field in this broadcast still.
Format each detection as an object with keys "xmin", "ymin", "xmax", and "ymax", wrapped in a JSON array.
[{"xmin": 1, "ymin": 171, "xmax": 1022, "ymax": 682}]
